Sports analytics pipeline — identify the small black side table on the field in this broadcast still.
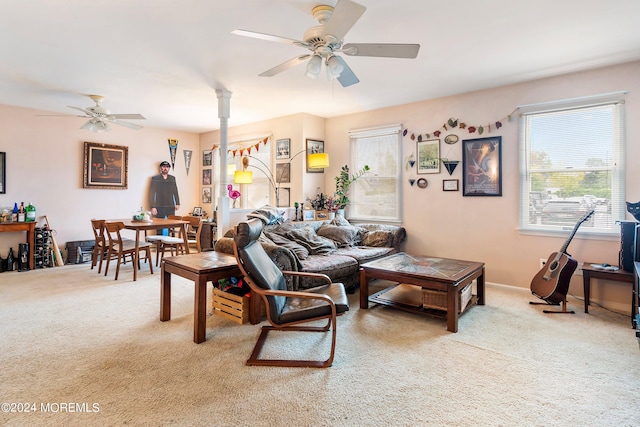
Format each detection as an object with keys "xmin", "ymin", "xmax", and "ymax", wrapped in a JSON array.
[{"xmin": 582, "ymin": 262, "xmax": 634, "ymax": 326}]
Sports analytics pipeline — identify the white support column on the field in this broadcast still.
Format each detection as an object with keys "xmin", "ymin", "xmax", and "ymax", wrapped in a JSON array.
[{"xmin": 216, "ymin": 89, "xmax": 232, "ymax": 241}]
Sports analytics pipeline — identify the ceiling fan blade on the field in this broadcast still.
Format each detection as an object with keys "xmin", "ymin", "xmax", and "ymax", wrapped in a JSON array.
[
  {"xmin": 259, "ymin": 55, "xmax": 312, "ymax": 77},
  {"xmin": 232, "ymin": 29, "xmax": 310, "ymax": 48},
  {"xmin": 342, "ymin": 43, "xmax": 420, "ymax": 58},
  {"xmin": 335, "ymin": 56, "xmax": 359, "ymax": 87},
  {"xmin": 322, "ymin": 0, "xmax": 366, "ymax": 42},
  {"xmin": 110, "ymin": 114, "xmax": 146, "ymax": 120},
  {"xmin": 67, "ymin": 106, "xmax": 91, "ymax": 116},
  {"xmin": 112, "ymin": 119, "xmax": 143, "ymax": 130}
]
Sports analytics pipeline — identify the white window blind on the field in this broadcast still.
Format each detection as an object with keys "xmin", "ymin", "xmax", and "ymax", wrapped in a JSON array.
[
  {"xmin": 349, "ymin": 125, "xmax": 402, "ymax": 223},
  {"xmin": 518, "ymin": 92, "xmax": 626, "ymax": 236}
]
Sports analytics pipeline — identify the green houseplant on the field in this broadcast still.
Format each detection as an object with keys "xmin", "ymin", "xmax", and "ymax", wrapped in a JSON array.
[{"xmin": 334, "ymin": 165, "xmax": 370, "ymax": 209}]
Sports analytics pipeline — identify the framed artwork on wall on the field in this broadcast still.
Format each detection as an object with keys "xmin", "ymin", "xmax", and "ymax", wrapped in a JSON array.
[
  {"xmin": 306, "ymin": 139, "xmax": 324, "ymax": 173},
  {"xmin": 462, "ymin": 136, "xmax": 502, "ymax": 196},
  {"xmin": 276, "ymin": 187, "xmax": 290, "ymax": 207},
  {"xmin": 202, "ymin": 187, "xmax": 212, "ymax": 204},
  {"xmin": 276, "ymin": 138, "xmax": 290, "ymax": 160},
  {"xmin": 83, "ymin": 142, "xmax": 128, "ymax": 189},
  {"xmin": 203, "ymin": 150, "xmax": 212, "ymax": 166},
  {"xmin": 417, "ymin": 139, "xmax": 440, "ymax": 174},
  {"xmin": 275, "ymin": 163, "xmax": 290, "ymax": 183},
  {"xmin": 443, "ymin": 179, "xmax": 459, "ymax": 191},
  {"xmin": 202, "ymin": 169, "xmax": 212, "ymax": 185},
  {"xmin": 0, "ymin": 152, "xmax": 5, "ymax": 194}
]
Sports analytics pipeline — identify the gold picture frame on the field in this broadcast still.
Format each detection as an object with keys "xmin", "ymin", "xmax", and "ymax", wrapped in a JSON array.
[{"xmin": 83, "ymin": 142, "xmax": 128, "ymax": 189}]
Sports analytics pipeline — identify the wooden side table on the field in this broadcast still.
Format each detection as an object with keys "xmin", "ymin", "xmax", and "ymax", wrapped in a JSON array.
[{"xmin": 582, "ymin": 262, "xmax": 634, "ymax": 324}]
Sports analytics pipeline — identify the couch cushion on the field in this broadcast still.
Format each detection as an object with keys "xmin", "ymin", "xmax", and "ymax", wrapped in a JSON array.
[
  {"xmin": 317, "ymin": 224, "xmax": 362, "ymax": 247},
  {"xmin": 287, "ymin": 226, "xmax": 337, "ymax": 255},
  {"xmin": 299, "ymin": 254, "xmax": 358, "ymax": 276},
  {"xmin": 335, "ymin": 246, "xmax": 396, "ymax": 264},
  {"xmin": 264, "ymin": 231, "xmax": 310, "ymax": 260}
]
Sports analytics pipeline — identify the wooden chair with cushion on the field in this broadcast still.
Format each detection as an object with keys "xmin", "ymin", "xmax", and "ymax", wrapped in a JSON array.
[
  {"xmin": 232, "ymin": 218, "xmax": 349, "ymax": 368},
  {"xmin": 156, "ymin": 215, "xmax": 187, "ymax": 265},
  {"xmin": 104, "ymin": 221, "xmax": 153, "ymax": 280}
]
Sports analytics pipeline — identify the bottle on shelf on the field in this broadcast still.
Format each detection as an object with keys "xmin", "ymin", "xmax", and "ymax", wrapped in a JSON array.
[
  {"xmin": 12, "ymin": 202, "xmax": 18, "ymax": 222},
  {"xmin": 6, "ymin": 247, "xmax": 15, "ymax": 271},
  {"xmin": 17, "ymin": 202, "xmax": 25, "ymax": 222},
  {"xmin": 25, "ymin": 202, "xmax": 36, "ymax": 222}
]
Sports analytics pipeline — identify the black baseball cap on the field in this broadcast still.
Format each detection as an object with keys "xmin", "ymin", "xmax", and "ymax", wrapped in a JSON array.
[{"xmin": 159, "ymin": 161, "xmax": 171, "ymax": 167}]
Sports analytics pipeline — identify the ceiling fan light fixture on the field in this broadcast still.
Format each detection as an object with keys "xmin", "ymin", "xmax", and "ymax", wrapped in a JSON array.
[
  {"xmin": 326, "ymin": 55, "xmax": 344, "ymax": 78},
  {"xmin": 305, "ymin": 54, "xmax": 322, "ymax": 79},
  {"xmin": 81, "ymin": 118, "xmax": 111, "ymax": 133}
]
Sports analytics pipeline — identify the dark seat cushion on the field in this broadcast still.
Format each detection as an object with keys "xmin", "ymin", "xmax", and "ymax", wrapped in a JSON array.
[{"xmin": 280, "ymin": 283, "xmax": 349, "ymax": 324}]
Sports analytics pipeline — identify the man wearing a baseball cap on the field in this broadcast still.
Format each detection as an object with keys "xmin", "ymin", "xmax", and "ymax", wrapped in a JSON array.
[{"xmin": 149, "ymin": 161, "xmax": 180, "ymax": 220}]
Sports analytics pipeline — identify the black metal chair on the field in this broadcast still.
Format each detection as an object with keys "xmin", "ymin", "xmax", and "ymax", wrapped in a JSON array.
[{"xmin": 232, "ymin": 219, "xmax": 349, "ymax": 368}]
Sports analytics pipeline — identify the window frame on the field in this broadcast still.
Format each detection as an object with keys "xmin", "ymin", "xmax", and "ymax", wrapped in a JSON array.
[
  {"xmin": 349, "ymin": 124, "xmax": 402, "ymax": 224},
  {"xmin": 518, "ymin": 92, "xmax": 626, "ymax": 238}
]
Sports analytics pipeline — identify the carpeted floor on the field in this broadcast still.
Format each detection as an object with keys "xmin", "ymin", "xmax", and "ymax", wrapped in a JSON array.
[{"xmin": 0, "ymin": 263, "xmax": 638, "ymax": 426}]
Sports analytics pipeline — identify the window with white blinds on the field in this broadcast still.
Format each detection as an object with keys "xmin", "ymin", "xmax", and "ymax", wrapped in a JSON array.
[
  {"xmin": 518, "ymin": 92, "xmax": 626, "ymax": 236},
  {"xmin": 349, "ymin": 125, "xmax": 402, "ymax": 223}
]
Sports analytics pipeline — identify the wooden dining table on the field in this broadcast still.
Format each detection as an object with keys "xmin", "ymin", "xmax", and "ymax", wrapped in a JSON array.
[{"xmin": 105, "ymin": 217, "xmax": 189, "ymax": 281}]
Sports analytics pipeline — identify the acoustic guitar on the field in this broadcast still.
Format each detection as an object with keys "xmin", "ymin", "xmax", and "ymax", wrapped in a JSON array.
[{"xmin": 530, "ymin": 209, "xmax": 595, "ymax": 304}]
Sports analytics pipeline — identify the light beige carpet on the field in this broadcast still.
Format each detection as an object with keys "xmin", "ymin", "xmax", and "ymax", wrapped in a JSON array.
[{"xmin": 0, "ymin": 263, "xmax": 638, "ymax": 426}]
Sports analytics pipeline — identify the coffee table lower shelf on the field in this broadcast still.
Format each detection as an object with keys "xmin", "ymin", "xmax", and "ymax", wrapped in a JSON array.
[{"xmin": 369, "ymin": 283, "xmax": 478, "ymax": 320}]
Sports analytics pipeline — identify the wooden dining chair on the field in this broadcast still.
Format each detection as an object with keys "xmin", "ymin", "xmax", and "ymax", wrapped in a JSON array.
[
  {"xmin": 104, "ymin": 221, "xmax": 153, "ymax": 280},
  {"xmin": 156, "ymin": 215, "xmax": 187, "ymax": 265},
  {"xmin": 182, "ymin": 215, "xmax": 203, "ymax": 253},
  {"xmin": 90, "ymin": 219, "xmax": 108, "ymax": 274}
]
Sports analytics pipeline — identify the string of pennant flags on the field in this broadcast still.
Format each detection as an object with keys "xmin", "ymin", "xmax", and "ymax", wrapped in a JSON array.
[
  {"xmin": 402, "ymin": 108, "xmax": 519, "ymax": 142},
  {"xmin": 210, "ymin": 137, "xmax": 270, "ymax": 157}
]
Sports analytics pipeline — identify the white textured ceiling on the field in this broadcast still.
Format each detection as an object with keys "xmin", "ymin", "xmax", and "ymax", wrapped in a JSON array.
[{"xmin": 1, "ymin": 0, "xmax": 639, "ymax": 134}]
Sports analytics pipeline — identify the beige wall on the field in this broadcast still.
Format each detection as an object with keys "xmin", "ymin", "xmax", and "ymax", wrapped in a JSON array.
[{"xmin": 0, "ymin": 104, "xmax": 200, "ymax": 254}]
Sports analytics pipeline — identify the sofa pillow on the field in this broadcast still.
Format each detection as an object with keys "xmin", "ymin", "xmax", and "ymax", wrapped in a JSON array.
[
  {"xmin": 361, "ymin": 230, "xmax": 395, "ymax": 247},
  {"xmin": 263, "ymin": 231, "xmax": 310, "ymax": 260},
  {"xmin": 317, "ymin": 224, "xmax": 362, "ymax": 247},
  {"xmin": 330, "ymin": 215, "xmax": 351, "ymax": 227},
  {"xmin": 247, "ymin": 205, "xmax": 284, "ymax": 225},
  {"xmin": 287, "ymin": 227, "xmax": 337, "ymax": 255}
]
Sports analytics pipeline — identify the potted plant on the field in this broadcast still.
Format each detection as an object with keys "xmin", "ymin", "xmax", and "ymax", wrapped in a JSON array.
[{"xmin": 334, "ymin": 164, "xmax": 370, "ymax": 212}]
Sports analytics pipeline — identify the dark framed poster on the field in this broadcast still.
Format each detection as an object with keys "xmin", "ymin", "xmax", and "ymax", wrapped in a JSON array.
[{"xmin": 462, "ymin": 136, "xmax": 502, "ymax": 196}]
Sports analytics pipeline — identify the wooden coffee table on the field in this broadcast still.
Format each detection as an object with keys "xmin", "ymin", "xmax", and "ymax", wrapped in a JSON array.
[{"xmin": 360, "ymin": 253, "xmax": 485, "ymax": 332}]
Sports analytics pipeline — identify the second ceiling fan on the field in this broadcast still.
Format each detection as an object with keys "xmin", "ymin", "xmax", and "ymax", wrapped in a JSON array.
[{"xmin": 232, "ymin": 0, "xmax": 420, "ymax": 87}]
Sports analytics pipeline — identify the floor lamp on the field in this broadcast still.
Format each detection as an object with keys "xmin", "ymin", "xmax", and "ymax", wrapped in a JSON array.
[{"xmin": 234, "ymin": 150, "xmax": 329, "ymax": 207}]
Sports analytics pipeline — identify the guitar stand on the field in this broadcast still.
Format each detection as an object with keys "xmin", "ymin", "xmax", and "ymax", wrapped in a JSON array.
[{"xmin": 529, "ymin": 298, "xmax": 575, "ymax": 314}]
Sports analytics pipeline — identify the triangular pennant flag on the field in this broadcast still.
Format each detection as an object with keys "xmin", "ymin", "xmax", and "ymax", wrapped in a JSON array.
[{"xmin": 442, "ymin": 160, "xmax": 459, "ymax": 175}]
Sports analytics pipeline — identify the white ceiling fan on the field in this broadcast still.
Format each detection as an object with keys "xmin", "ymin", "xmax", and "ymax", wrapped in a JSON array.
[
  {"xmin": 232, "ymin": 0, "xmax": 420, "ymax": 87},
  {"xmin": 52, "ymin": 95, "xmax": 146, "ymax": 132}
]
